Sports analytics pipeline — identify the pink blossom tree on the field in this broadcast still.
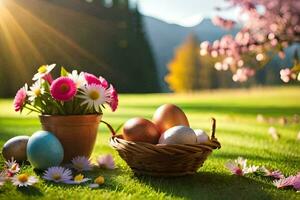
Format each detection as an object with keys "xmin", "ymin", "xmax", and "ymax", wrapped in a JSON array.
[{"xmin": 200, "ymin": 0, "xmax": 300, "ymax": 83}]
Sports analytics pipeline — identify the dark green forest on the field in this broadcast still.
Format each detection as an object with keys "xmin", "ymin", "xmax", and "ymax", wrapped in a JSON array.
[{"xmin": 0, "ymin": 0, "xmax": 160, "ymax": 97}]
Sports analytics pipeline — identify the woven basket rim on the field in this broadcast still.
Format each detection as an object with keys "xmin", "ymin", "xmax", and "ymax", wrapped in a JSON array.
[{"xmin": 110, "ymin": 135, "xmax": 221, "ymax": 150}]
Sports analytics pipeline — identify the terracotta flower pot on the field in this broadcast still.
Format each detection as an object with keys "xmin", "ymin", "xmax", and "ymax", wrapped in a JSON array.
[{"xmin": 39, "ymin": 115, "xmax": 101, "ymax": 163}]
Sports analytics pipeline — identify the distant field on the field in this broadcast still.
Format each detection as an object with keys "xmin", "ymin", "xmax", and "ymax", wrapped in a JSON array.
[{"xmin": 0, "ymin": 86, "xmax": 299, "ymax": 200}]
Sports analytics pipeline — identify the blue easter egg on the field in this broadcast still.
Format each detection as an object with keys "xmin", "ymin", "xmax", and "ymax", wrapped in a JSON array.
[{"xmin": 27, "ymin": 131, "xmax": 64, "ymax": 169}]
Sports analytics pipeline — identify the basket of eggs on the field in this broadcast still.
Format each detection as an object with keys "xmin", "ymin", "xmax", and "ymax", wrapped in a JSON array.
[{"xmin": 109, "ymin": 104, "xmax": 221, "ymax": 176}]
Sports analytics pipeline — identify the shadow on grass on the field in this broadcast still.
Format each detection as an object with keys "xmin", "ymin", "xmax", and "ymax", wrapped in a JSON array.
[
  {"xmin": 17, "ymin": 186, "xmax": 43, "ymax": 197},
  {"xmin": 136, "ymin": 172, "xmax": 272, "ymax": 200}
]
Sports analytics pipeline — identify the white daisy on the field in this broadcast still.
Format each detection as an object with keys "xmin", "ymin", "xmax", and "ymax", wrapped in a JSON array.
[
  {"xmin": 32, "ymin": 64, "xmax": 56, "ymax": 81},
  {"xmin": 77, "ymin": 84, "xmax": 110, "ymax": 112},
  {"xmin": 11, "ymin": 173, "xmax": 39, "ymax": 187},
  {"xmin": 27, "ymin": 80, "xmax": 45, "ymax": 101},
  {"xmin": 71, "ymin": 156, "xmax": 93, "ymax": 171},
  {"xmin": 65, "ymin": 174, "xmax": 90, "ymax": 184},
  {"xmin": 43, "ymin": 166, "xmax": 73, "ymax": 183},
  {"xmin": 243, "ymin": 165, "xmax": 260, "ymax": 174},
  {"xmin": 68, "ymin": 70, "xmax": 86, "ymax": 88},
  {"xmin": 5, "ymin": 157, "xmax": 20, "ymax": 174}
]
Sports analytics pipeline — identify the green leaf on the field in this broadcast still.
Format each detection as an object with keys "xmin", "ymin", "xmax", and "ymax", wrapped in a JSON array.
[{"xmin": 61, "ymin": 66, "xmax": 69, "ymax": 77}]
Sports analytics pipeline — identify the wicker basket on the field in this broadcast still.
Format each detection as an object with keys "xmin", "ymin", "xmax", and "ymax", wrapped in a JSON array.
[{"xmin": 109, "ymin": 118, "xmax": 221, "ymax": 176}]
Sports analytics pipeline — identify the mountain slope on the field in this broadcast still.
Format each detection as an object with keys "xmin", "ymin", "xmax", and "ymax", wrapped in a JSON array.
[{"xmin": 142, "ymin": 16, "xmax": 239, "ymax": 91}]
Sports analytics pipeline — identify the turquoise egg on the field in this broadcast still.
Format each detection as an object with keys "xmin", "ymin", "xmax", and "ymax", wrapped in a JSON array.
[{"xmin": 27, "ymin": 131, "xmax": 64, "ymax": 169}]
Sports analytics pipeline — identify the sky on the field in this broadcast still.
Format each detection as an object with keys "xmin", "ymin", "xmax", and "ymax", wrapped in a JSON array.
[{"xmin": 136, "ymin": 0, "xmax": 239, "ymax": 27}]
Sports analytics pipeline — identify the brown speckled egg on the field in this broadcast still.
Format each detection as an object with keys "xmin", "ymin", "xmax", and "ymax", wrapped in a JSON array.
[{"xmin": 2, "ymin": 136, "xmax": 29, "ymax": 162}]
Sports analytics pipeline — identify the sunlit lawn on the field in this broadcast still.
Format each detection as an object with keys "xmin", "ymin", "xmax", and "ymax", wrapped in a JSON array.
[{"xmin": 0, "ymin": 86, "xmax": 299, "ymax": 200}]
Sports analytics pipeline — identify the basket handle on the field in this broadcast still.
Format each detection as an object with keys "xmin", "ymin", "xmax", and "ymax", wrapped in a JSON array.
[
  {"xmin": 211, "ymin": 118, "xmax": 216, "ymax": 139},
  {"xmin": 101, "ymin": 120, "xmax": 117, "ymax": 136}
]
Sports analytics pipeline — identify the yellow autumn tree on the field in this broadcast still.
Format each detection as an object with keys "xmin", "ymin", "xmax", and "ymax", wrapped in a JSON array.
[{"xmin": 165, "ymin": 34, "xmax": 201, "ymax": 92}]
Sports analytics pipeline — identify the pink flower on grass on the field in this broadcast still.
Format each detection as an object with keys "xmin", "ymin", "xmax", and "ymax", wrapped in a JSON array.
[
  {"xmin": 293, "ymin": 173, "xmax": 300, "ymax": 191},
  {"xmin": 96, "ymin": 154, "xmax": 115, "ymax": 169},
  {"xmin": 106, "ymin": 85, "xmax": 118, "ymax": 112},
  {"xmin": 5, "ymin": 157, "xmax": 20, "ymax": 176},
  {"xmin": 50, "ymin": 77, "xmax": 77, "ymax": 101},
  {"xmin": 261, "ymin": 166, "xmax": 284, "ymax": 179},
  {"xmin": 84, "ymin": 73, "xmax": 102, "ymax": 86},
  {"xmin": 225, "ymin": 157, "xmax": 247, "ymax": 176},
  {"xmin": 273, "ymin": 176, "xmax": 295, "ymax": 189},
  {"xmin": 13, "ymin": 84, "xmax": 27, "ymax": 112}
]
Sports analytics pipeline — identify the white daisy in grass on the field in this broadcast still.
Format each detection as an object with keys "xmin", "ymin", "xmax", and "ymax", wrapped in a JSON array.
[
  {"xmin": 68, "ymin": 70, "xmax": 86, "ymax": 88},
  {"xmin": 77, "ymin": 84, "xmax": 110, "ymax": 112},
  {"xmin": 71, "ymin": 156, "xmax": 93, "ymax": 171},
  {"xmin": 65, "ymin": 174, "xmax": 90, "ymax": 184},
  {"xmin": 243, "ymin": 165, "xmax": 260, "ymax": 174},
  {"xmin": 97, "ymin": 154, "xmax": 115, "ymax": 170},
  {"xmin": 5, "ymin": 157, "xmax": 20, "ymax": 175},
  {"xmin": 43, "ymin": 166, "xmax": 72, "ymax": 183},
  {"xmin": 27, "ymin": 80, "xmax": 45, "ymax": 101},
  {"xmin": 32, "ymin": 64, "xmax": 56, "ymax": 81},
  {"xmin": 11, "ymin": 173, "xmax": 38, "ymax": 187}
]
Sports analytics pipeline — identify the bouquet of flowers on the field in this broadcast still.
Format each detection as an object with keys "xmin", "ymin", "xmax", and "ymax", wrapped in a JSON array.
[{"xmin": 13, "ymin": 64, "xmax": 118, "ymax": 115}]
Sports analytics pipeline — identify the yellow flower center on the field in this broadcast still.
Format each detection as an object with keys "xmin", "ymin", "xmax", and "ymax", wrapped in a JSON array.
[
  {"xmin": 60, "ymin": 83, "xmax": 70, "ymax": 93},
  {"xmin": 94, "ymin": 176, "xmax": 104, "ymax": 185},
  {"xmin": 33, "ymin": 88, "xmax": 41, "ymax": 96},
  {"xmin": 11, "ymin": 163, "xmax": 18, "ymax": 171},
  {"xmin": 89, "ymin": 90, "xmax": 100, "ymax": 100},
  {"xmin": 18, "ymin": 174, "xmax": 28, "ymax": 183},
  {"xmin": 38, "ymin": 65, "xmax": 47, "ymax": 73},
  {"xmin": 74, "ymin": 174, "xmax": 84, "ymax": 182},
  {"xmin": 52, "ymin": 173, "xmax": 61, "ymax": 180}
]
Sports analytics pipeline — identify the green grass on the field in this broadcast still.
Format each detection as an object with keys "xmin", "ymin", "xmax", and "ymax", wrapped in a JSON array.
[{"xmin": 0, "ymin": 86, "xmax": 300, "ymax": 200}]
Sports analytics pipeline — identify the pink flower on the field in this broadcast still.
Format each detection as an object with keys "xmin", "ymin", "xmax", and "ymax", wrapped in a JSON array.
[
  {"xmin": 280, "ymin": 68, "xmax": 297, "ymax": 83},
  {"xmin": 50, "ymin": 77, "xmax": 77, "ymax": 101},
  {"xmin": 232, "ymin": 68, "xmax": 255, "ymax": 82},
  {"xmin": 106, "ymin": 85, "xmax": 118, "ymax": 112},
  {"xmin": 273, "ymin": 176, "xmax": 295, "ymax": 189},
  {"xmin": 84, "ymin": 73, "xmax": 101, "ymax": 86},
  {"xmin": 293, "ymin": 173, "xmax": 300, "ymax": 191},
  {"xmin": 43, "ymin": 73, "xmax": 54, "ymax": 84},
  {"xmin": 96, "ymin": 154, "xmax": 115, "ymax": 169},
  {"xmin": 212, "ymin": 16, "xmax": 235, "ymax": 29},
  {"xmin": 261, "ymin": 166, "xmax": 285, "ymax": 179},
  {"xmin": 13, "ymin": 84, "xmax": 27, "ymax": 112},
  {"xmin": 225, "ymin": 157, "xmax": 247, "ymax": 176},
  {"xmin": 99, "ymin": 76, "xmax": 109, "ymax": 88}
]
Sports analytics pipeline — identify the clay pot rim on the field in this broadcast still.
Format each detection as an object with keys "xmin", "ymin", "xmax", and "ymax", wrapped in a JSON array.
[
  {"xmin": 39, "ymin": 114, "xmax": 102, "ymax": 125},
  {"xmin": 39, "ymin": 114, "xmax": 102, "ymax": 118}
]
